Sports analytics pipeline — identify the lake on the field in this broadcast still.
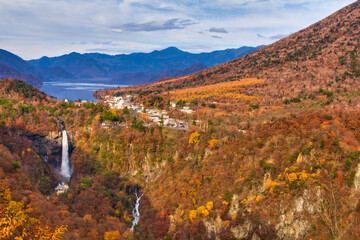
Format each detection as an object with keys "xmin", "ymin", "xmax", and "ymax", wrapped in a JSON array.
[{"xmin": 40, "ymin": 81, "xmax": 128, "ymax": 101}]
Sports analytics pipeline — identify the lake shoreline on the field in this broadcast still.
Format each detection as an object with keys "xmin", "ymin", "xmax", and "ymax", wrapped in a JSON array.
[{"xmin": 40, "ymin": 80, "xmax": 128, "ymax": 101}]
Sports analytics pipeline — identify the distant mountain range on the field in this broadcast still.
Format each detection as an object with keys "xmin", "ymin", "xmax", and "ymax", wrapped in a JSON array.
[
  {"xmin": 0, "ymin": 46, "xmax": 263, "ymax": 87},
  {"xmin": 0, "ymin": 49, "xmax": 43, "ymax": 86}
]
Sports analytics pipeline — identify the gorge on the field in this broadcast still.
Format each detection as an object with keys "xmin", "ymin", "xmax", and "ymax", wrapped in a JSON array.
[{"xmin": 0, "ymin": 1, "xmax": 360, "ymax": 239}]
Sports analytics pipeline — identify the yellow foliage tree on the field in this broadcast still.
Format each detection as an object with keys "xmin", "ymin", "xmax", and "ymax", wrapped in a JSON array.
[
  {"xmin": 214, "ymin": 112, "xmax": 226, "ymax": 118},
  {"xmin": 189, "ymin": 210, "xmax": 197, "ymax": 221},
  {"xmin": 35, "ymin": 225, "xmax": 67, "ymax": 240},
  {"xmin": 265, "ymin": 181, "xmax": 281, "ymax": 195},
  {"xmin": 83, "ymin": 214, "xmax": 93, "ymax": 223},
  {"xmin": 0, "ymin": 200, "xmax": 29, "ymax": 239},
  {"xmin": 94, "ymin": 114, "xmax": 102, "ymax": 121},
  {"xmin": 208, "ymin": 139, "xmax": 218, "ymax": 149},
  {"xmin": 288, "ymin": 173, "xmax": 298, "ymax": 182},
  {"xmin": 123, "ymin": 210, "xmax": 131, "ymax": 221},
  {"xmin": 206, "ymin": 201, "xmax": 213, "ymax": 211},
  {"xmin": 299, "ymin": 171, "xmax": 308, "ymax": 181},
  {"xmin": 110, "ymin": 108, "xmax": 122, "ymax": 116},
  {"xmin": 104, "ymin": 230, "xmax": 121, "ymax": 240},
  {"xmin": 168, "ymin": 78, "xmax": 264, "ymax": 102},
  {"xmin": 189, "ymin": 131, "xmax": 200, "ymax": 145},
  {"xmin": 0, "ymin": 188, "xmax": 66, "ymax": 240},
  {"xmin": 196, "ymin": 206, "xmax": 209, "ymax": 218},
  {"xmin": 223, "ymin": 220, "xmax": 230, "ymax": 228}
]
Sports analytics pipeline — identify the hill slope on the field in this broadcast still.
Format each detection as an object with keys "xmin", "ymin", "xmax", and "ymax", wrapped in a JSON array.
[
  {"xmin": 2, "ymin": 1, "xmax": 360, "ymax": 240},
  {"xmin": 91, "ymin": 3, "xmax": 360, "ymax": 238},
  {"xmin": 102, "ymin": 0, "xmax": 360, "ymax": 107}
]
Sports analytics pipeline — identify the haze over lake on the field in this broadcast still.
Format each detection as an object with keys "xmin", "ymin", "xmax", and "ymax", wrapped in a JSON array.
[{"xmin": 40, "ymin": 81, "xmax": 127, "ymax": 101}]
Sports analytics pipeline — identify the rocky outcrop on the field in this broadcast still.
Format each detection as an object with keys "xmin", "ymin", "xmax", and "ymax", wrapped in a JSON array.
[
  {"xmin": 275, "ymin": 190, "xmax": 318, "ymax": 239},
  {"xmin": 229, "ymin": 194, "xmax": 240, "ymax": 216},
  {"xmin": 354, "ymin": 163, "xmax": 360, "ymax": 194},
  {"xmin": 28, "ymin": 132, "xmax": 62, "ymax": 169},
  {"xmin": 46, "ymin": 131, "xmax": 62, "ymax": 141},
  {"xmin": 231, "ymin": 219, "xmax": 253, "ymax": 239},
  {"xmin": 276, "ymin": 211, "xmax": 311, "ymax": 239},
  {"xmin": 204, "ymin": 215, "xmax": 225, "ymax": 240},
  {"xmin": 25, "ymin": 130, "xmax": 74, "ymax": 182}
]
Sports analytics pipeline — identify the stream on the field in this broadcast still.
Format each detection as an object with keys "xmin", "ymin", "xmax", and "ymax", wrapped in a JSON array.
[{"xmin": 131, "ymin": 188, "xmax": 143, "ymax": 231}]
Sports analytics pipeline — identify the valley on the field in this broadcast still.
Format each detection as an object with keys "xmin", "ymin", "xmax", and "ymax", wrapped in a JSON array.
[{"xmin": 0, "ymin": 1, "xmax": 360, "ymax": 240}]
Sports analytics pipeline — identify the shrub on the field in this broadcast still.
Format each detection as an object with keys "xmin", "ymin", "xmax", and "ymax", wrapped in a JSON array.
[
  {"xmin": 349, "ymin": 150, "xmax": 359, "ymax": 160},
  {"xmin": 320, "ymin": 139, "xmax": 325, "ymax": 148},
  {"xmin": 346, "ymin": 170, "xmax": 356, "ymax": 187},
  {"xmin": 81, "ymin": 177, "xmax": 92, "ymax": 188},
  {"xmin": 319, "ymin": 89, "xmax": 333, "ymax": 98},
  {"xmin": 323, "ymin": 114, "xmax": 333, "ymax": 120},
  {"xmin": 323, "ymin": 98, "xmax": 334, "ymax": 105},
  {"xmin": 344, "ymin": 158, "xmax": 352, "ymax": 171},
  {"xmin": 208, "ymin": 103, "xmax": 216, "ymax": 108},
  {"xmin": 12, "ymin": 161, "xmax": 20, "ymax": 169},
  {"xmin": 224, "ymin": 191, "xmax": 233, "ymax": 203},
  {"xmin": 290, "ymin": 97, "xmax": 301, "ymax": 103},
  {"xmin": 250, "ymin": 104, "xmax": 259, "ymax": 109},
  {"xmin": 259, "ymin": 159, "xmax": 270, "ymax": 170}
]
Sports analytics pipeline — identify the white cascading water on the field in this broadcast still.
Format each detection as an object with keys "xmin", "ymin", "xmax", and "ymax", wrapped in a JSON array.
[
  {"xmin": 131, "ymin": 188, "xmax": 143, "ymax": 231},
  {"xmin": 60, "ymin": 130, "xmax": 71, "ymax": 179}
]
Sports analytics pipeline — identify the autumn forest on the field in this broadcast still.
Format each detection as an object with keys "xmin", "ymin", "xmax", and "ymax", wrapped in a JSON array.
[{"xmin": 1, "ymin": 1, "xmax": 360, "ymax": 240}]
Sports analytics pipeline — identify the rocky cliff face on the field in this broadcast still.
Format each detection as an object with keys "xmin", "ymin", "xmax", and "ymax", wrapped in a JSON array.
[
  {"xmin": 27, "ymin": 131, "xmax": 62, "ymax": 169},
  {"xmin": 23, "ymin": 130, "xmax": 75, "ymax": 185}
]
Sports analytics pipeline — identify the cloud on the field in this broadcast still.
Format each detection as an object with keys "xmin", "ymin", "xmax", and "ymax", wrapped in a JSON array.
[
  {"xmin": 130, "ymin": 2, "xmax": 175, "ymax": 12},
  {"xmin": 75, "ymin": 41, "xmax": 114, "ymax": 45},
  {"xmin": 0, "ymin": 0, "xmax": 355, "ymax": 59},
  {"xmin": 84, "ymin": 41, "xmax": 162, "ymax": 54},
  {"xmin": 111, "ymin": 18, "xmax": 195, "ymax": 32},
  {"xmin": 209, "ymin": 27, "xmax": 228, "ymax": 33},
  {"xmin": 257, "ymin": 33, "xmax": 288, "ymax": 40},
  {"xmin": 85, "ymin": 48, "xmax": 124, "ymax": 53}
]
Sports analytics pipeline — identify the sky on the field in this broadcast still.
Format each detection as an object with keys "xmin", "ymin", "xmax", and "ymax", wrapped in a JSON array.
[{"xmin": 0, "ymin": 0, "xmax": 355, "ymax": 60}]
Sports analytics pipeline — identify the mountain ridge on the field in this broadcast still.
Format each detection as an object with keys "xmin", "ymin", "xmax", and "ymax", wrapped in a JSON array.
[
  {"xmin": 0, "ymin": 49, "xmax": 43, "ymax": 86},
  {"xmin": 0, "ymin": 46, "xmax": 262, "ymax": 86},
  {"xmin": 1, "ymin": 1, "xmax": 360, "ymax": 239},
  {"xmin": 100, "ymin": 0, "xmax": 360, "ymax": 106},
  {"xmin": 27, "ymin": 46, "xmax": 263, "ymax": 84}
]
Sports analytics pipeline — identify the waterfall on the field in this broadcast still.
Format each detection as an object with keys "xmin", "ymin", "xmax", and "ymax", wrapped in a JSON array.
[
  {"xmin": 60, "ymin": 130, "xmax": 71, "ymax": 179},
  {"xmin": 131, "ymin": 188, "xmax": 143, "ymax": 231}
]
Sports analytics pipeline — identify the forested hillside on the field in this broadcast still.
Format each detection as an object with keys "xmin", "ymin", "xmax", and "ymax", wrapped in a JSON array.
[{"xmin": 1, "ymin": 1, "xmax": 360, "ymax": 240}]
